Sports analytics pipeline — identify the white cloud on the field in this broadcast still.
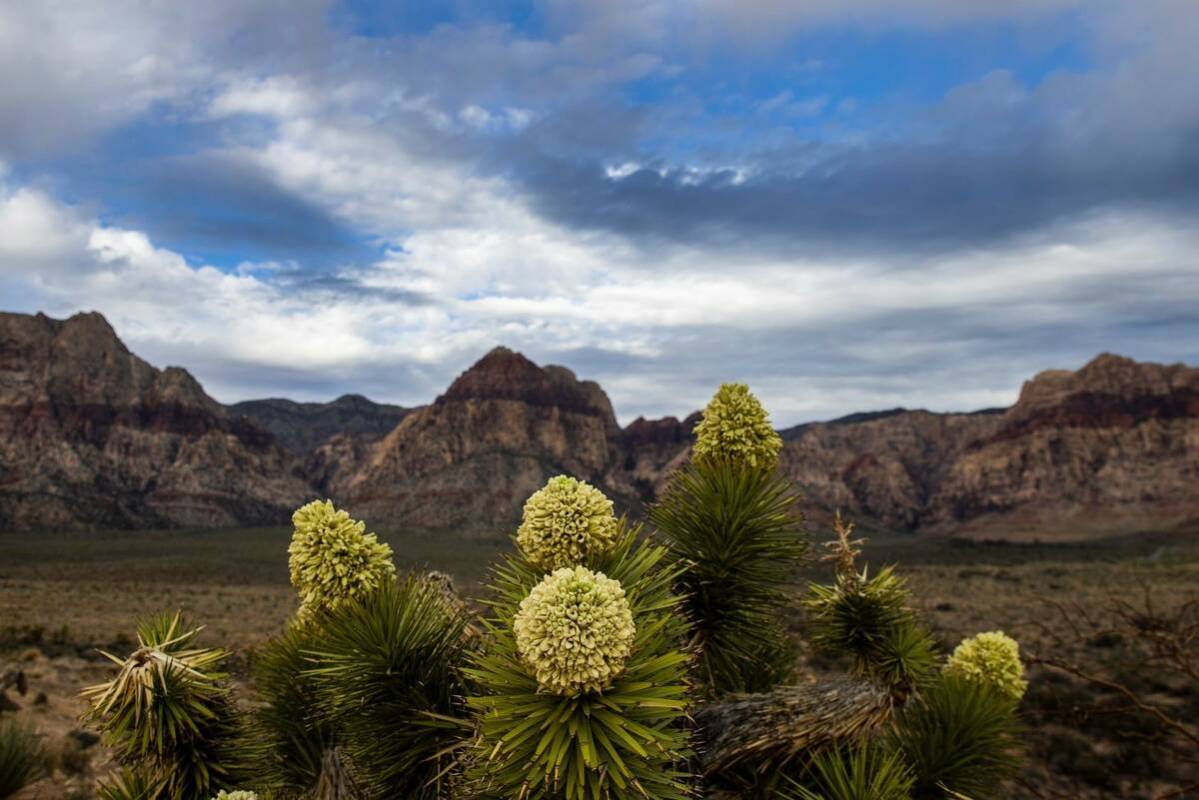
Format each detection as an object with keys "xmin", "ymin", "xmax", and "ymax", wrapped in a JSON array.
[{"xmin": 5, "ymin": 164, "xmax": 1194, "ymax": 425}]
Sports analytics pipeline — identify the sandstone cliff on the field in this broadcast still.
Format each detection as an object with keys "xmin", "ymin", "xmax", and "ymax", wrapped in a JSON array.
[
  {"xmin": 929, "ymin": 354, "xmax": 1199, "ymax": 538},
  {"xmin": 764, "ymin": 354, "xmax": 1199, "ymax": 538},
  {"xmin": 0, "ymin": 311, "xmax": 311, "ymax": 530},
  {"xmin": 336, "ymin": 347, "xmax": 631, "ymax": 532}
]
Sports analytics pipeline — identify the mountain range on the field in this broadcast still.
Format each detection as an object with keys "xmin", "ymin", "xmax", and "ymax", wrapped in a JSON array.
[{"xmin": 2, "ymin": 310, "xmax": 1196, "ymax": 539}]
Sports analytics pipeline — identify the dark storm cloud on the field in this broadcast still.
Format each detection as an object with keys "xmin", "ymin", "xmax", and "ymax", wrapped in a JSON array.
[
  {"xmin": 497, "ymin": 91, "xmax": 1199, "ymax": 257},
  {"xmin": 282, "ymin": 273, "xmax": 435, "ymax": 306},
  {"xmin": 120, "ymin": 152, "xmax": 376, "ymax": 267}
]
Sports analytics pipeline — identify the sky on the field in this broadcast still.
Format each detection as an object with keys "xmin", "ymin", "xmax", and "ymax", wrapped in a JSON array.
[{"xmin": 0, "ymin": 0, "xmax": 1197, "ymax": 426}]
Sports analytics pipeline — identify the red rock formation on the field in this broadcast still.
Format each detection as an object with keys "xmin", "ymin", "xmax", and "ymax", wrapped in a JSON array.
[
  {"xmin": 337, "ymin": 348, "xmax": 630, "ymax": 532},
  {"xmin": 3, "ymin": 311, "xmax": 1195, "ymax": 540},
  {"xmin": 931, "ymin": 354, "xmax": 1199, "ymax": 538},
  {"xmin": 0, "ymin": 311, "xmax": 310, "ymax": 530}
]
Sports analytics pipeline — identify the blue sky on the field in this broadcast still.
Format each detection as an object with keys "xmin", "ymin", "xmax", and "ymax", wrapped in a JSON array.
[{"xmin": 1, "ymin": 0, "xmax": 1196, "ymax": 424}]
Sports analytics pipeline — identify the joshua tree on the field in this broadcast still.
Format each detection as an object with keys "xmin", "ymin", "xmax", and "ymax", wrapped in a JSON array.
[
  {"xmin": 695, "ymin": 508, "xmax": 1025, "ymax": 799},
  {"xmin": 251, "ymin": 500, "xmax": 473, "ymax": 800}
]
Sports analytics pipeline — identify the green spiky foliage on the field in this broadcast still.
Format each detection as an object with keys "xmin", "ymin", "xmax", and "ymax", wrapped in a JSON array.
[
  {"xmin": 0, "ymin": 716, "xmax": 44, "ymax": 799},
  {"xmin": 95, "ymin": 767, "xmax": 164, "ymax": 800},
  {"xmin": 305, "ymin": 576, "xmax": 476, "ymax": 800},
  {"xmin": 888, "ymin": 674, "xmax": 1021, "ymax": 800},
  {"xmin": 804, "ymin": 561, "xmax": 936, "ymax": 697},
  {"xmin": 83, "ymin": 612, "xmax": 244, "ymax": 800},
  {"xmin": 782, "ymin": 742, "xmax": 914, "ymax": 800},
  {"xmin": 245, "ymin": 622, "xmax": 337, "ymax": 799},
  {"xmin": 465, "ymin": 522, "xmax": 693, "ymax": 800},
  {"xmin": 649, "ymin": 459, "xmax": 807, "ymax": 698}
]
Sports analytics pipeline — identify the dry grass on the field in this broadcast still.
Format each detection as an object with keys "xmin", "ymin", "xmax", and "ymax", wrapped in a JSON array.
[{"xmin": 1, "ymin": 525, "xmax": 1195, "ymax": 799}]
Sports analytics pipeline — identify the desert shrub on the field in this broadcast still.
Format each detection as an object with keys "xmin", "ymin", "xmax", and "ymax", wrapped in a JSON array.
[{"xmin": 0, "ymin": 716, "xmax": 44, "ymax": 799}]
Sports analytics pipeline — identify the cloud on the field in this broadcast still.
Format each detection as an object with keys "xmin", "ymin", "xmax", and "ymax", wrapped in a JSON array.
[
  {"xmin": 3, "ymin": 171, "xmax": 1195, "ymax": 425},
  {"xmin": 1, "ymin": 0, "xmax": 1197, "ymax": 426},
  {"xmin": 0, "ymin": 1, "xmax": 331, "ymax": 158}
]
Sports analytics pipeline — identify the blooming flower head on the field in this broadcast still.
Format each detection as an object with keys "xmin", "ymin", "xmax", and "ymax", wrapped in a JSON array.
[
  {"xmin": 288, "ymin": 499, "xmax": 395, "ymax": 620},
  {"xmin": 514, "ymin": 566, "xmax": 636, "ymax": 695},
  {"xmin": 516, "ymin": 476, "xmax": 619, "ymax": 571},
  {"xmin": 692, "ymin": 383, "xmax": 783, "ymax": 469},
  {"xmin": 211, "ymin": 792, "xmax": 258, "ymax": 800},
  {"xmin": 945, "ymin": 631, "xmax": 1028, "ymax": 701}
]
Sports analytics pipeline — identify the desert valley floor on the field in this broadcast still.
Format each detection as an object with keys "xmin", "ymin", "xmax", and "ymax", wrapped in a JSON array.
[{"xmin": 1, "ymin": 525, "xmax": 1196, "ymax": 799}]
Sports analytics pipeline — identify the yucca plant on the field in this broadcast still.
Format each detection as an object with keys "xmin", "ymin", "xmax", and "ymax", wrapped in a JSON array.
[
  {"xmin": 465, "ymin": 477, "xmax": 693, "ymax": 800},
  {"xmin": 245, "ymin": 622, "xmax": 338, "ymax": 799},
  {"xmin": 93, "ymin": 767, "xmax": 164, "ymax": 800},
  {"xmin": 803, "ymin": 515, "xmax": 937, "ymax": 699},
  {"xmin": 0, "ymin": 716, "xmax": 44, "ymax": 799},
  {"xmin": 305, "ymin": 575, "xmax": 476, "ymax": 799},
  {"xmin": 650, "ymin": 383, "xmax": 806, "ymax": 699},
  {"xmin": 83, "ymin": 612, "xmax": 244, "ymax": 800},
  {"xmin": 888, "ymin": 674, "xmax": 1021, "ymax": 800},
  {"xmin": 781, "ymin": 742, "xmax": 914, "ymax": 800}
]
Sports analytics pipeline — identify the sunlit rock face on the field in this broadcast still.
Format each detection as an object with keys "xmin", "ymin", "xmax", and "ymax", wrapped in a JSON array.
[{"xmin": 929, "ymin": 354, "xmax": 1199, "ymax": 538}]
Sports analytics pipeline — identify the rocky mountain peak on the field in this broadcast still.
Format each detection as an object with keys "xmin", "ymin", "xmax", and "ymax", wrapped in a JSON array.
[
  {"xmin": 0, "ymin": 310, "xmax": 309, "ymax": 531},
  {"xmin": 1002, "ymin": 353, "xmax": 1199, "ymax": 437},
  {"xmin": 438, "ymin": 346, "xmax": 617, "ymax": 424}
]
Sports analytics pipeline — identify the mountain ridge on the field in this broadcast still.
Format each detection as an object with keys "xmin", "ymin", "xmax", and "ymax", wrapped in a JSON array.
[{"xmin": 2, "ymin": 310, "xmax": 1196, "ymax": 539}]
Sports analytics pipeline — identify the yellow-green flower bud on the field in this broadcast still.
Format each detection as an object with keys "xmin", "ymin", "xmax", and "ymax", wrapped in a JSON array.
[
  {"xmin": 513, "ymin": 566, "xmax": 636, "ymax": 695},
  {"xmin": 516, "ymin": 476, "xmax": 619, "ymax": 571},
  {"xmin": 288, "ymin": 499, "xmax": 395, "ymax": 620},
  {"xmin": 945, "ymin": 630, "xmax": 1027, "ymax": 701},
  {"xmin": 211, "ymin": 792, "xmax": 258, "ymax": 800},
  {"xmin": 692, "ymin": 383, "xmax": 782, "ymax": 468}
]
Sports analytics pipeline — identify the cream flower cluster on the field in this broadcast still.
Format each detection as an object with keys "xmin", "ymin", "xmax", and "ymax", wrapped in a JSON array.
[
  {"xmin": 288, "ymin": 499, "xmax": 395, "ymax": 619},
  {"xmin": 692, "ymin": 383, "xmax": 783, "ymax": 468},
  {"xmin": 514, "ymin": 566, "xmax": 636, "ymax": 695},
  {"xmin": 210, "ymin": 792, "xmax": 258, "ymax": 800},
  {"xmin": 516, "ymin": 476, "xmax": 619, "ymax": 571},
  {"xmin": 945, "ymin": 630, "xmax": 1028, "ymax": 701}
]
